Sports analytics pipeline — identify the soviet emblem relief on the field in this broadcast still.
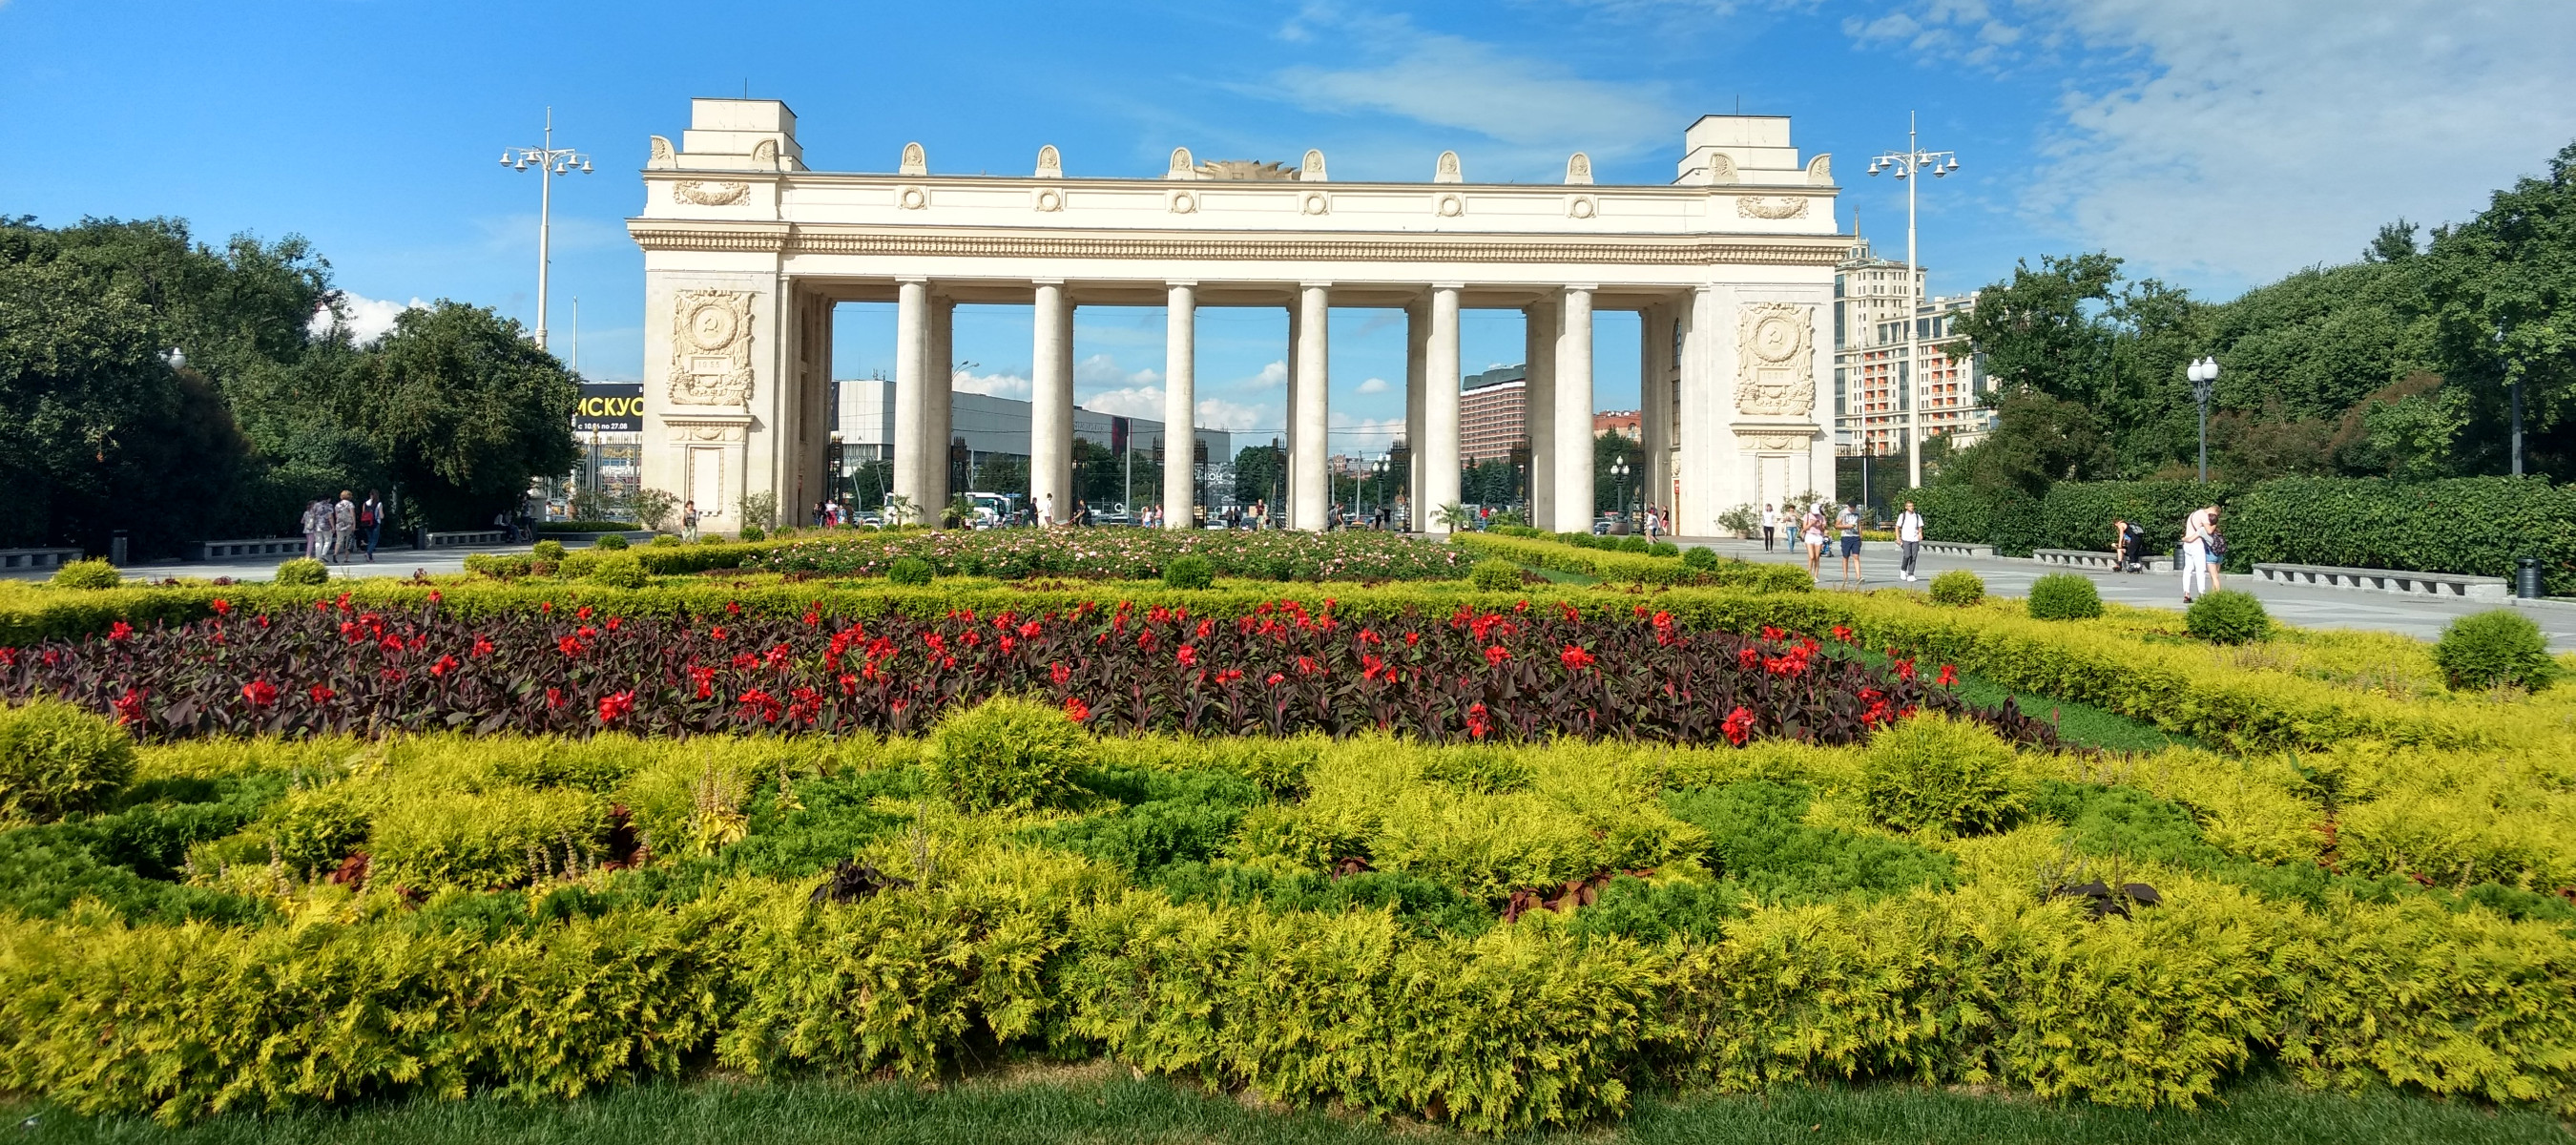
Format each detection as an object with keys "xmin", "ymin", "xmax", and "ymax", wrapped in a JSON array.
[
  {"xmin": 669, "ymin": 289, "xmax": 757, "ymax": 406},
  {"xmin": 1735, "ymin": 302, "xmax": 1816, "ymax": 416}
]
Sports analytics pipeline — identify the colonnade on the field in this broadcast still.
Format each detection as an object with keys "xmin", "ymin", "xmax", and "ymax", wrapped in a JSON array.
[{"xmin": 884, "ymin": 281, "xmax": 1634, "ymax": 534}]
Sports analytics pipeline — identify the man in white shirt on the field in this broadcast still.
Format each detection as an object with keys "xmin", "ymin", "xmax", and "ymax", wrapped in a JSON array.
[{"xmin": 1897, "ymin": 501, "xmax": 1925, "ymax": 582}]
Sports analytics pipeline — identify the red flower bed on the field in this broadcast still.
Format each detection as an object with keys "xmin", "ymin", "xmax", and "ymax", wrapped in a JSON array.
[{"xmin": 1, "ymin": 594, "xmax": 2056, "ymax": 748}]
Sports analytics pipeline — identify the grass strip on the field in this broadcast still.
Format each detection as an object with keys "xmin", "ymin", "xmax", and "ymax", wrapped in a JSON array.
[{"xmin": 7, "ymin": 1072, "xmax": 2560, "ymax": 1145}]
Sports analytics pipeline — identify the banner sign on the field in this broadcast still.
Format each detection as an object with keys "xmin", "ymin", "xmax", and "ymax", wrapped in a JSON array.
[{"xmin": 572, "ymin": 383, "xmax": 644, "ymax": 431}]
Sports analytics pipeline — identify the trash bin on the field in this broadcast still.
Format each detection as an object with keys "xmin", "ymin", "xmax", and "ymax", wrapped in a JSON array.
[
  {"xmin": 412, "ymin": 527, "xmax": 429, "ymax": 552},
  {"xmin": 110, "ymin": 530, "xmax": 129, "ymax": 567},
  {"xmin": 2518, "ymin": 556, "xmax": 2544, "ymax": 600}
]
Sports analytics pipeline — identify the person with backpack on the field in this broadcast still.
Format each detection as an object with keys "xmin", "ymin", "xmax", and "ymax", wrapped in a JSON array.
[
  {"xmin": 360, "ymin": 490, "xmax": 384, "ymax": 561},
  {"xmin": 2180, "ymin": 504, "xmax": 2220, "ymax": 603},
  {"xmin": 1896, "ymin": 500, "xmax": 1924, "ymax": 582}
]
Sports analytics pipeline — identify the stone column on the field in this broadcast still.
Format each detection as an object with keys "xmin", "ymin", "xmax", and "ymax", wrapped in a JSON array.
[
  {"xmin": 1404, "ymin": 296, "xmax": 1428, "ymax": 528},
  {"xmin": 1283, "ymin": 301, "xmax": 1300, "ymax": 524},
  {"xmin": 1524, "ymin": 295, "xmax": 1558, "ymax": 530},
  {"xmin": 1292, "ymin": 282, "xmax": 1331, "ymax": 531},
  {"xmin": 891, "ymin": 278, "xmax": 930, "ymax": 519},
  {"xmin": 1030, "ymin": 281, "xmax": 1071, "ymax": 525},
  {"xmin": 1423, "ymin": 285, "xmax": 1464, "ymax": 533},
  {"xmin": 1161, "ymin": 282, "xmax": 1196, "ymax": 530},
  {"xmin": 1641, "ymin": 303, "xmax": 1674, "ymax": 529},
  {"xmin": 1674, "ymin": 286, "xmax": 1719, "ymax": 536},
  {"xmin": 925, "ymin": 295, "xmax": 955, "ymax": 516},
  {"xmin": 1555, "ymin": 285, "xmax": 1596, "ymax": 531}
]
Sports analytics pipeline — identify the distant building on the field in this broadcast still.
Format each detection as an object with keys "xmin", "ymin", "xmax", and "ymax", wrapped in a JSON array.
[
  {"xmin": 1831, "ymin": 237, "xmax": 1992, "ymax": 458},
  {"xmin": 1593, "ymin": 409, "xmax": 1640, "ymax": 440},
  {"xmin": 831, "ymin": 378, "xmax": 1232, "ymax": 499},
  {"xmin": 1460, "ymin": 364, "xmax": 1527, "ymax": 465}
]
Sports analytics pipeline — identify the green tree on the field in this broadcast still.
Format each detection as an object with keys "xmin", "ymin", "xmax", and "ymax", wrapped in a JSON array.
[
  {"xmin": 357, "ymin": 302, "xmax": 578, "ymax": 529},
  {"xmin": 2419, "ymin": 139, "xmax": 2576, "ymax": 478},
  {"xmin": 1233, "ymin": 443, "xmax": 1284, "ymax": 508}
]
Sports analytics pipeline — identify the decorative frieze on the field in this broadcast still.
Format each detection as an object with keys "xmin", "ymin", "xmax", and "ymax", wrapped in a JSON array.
[
  {"xmin": 672, "ymin": 180, "xmax": 750, "ymax": 206},
  {"xmin": 667, "ymin": 289, "xmax": 757, "ymax": 407},
  {"xmin": 1735, "ymin": 302, "xmax": 1816, "ymax": 416}
]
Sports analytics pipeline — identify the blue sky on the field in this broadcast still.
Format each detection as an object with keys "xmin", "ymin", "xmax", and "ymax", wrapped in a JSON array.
[{"xmin": 8, "ymin": 0, "xmax": 2573, "ymax": 455}]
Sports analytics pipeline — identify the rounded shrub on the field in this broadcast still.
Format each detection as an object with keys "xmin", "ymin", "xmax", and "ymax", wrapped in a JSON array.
[
  {"xmin": 1680, "ymin": 547, "xmax": 1719, "ymax": 572},
  {"xmin": 1262, "ymin": 555, "xmax": 1298, "ymax": 583},
  {"xmin": 926, "ymin": 695, "xmax": 1091, "ymax": 811},
  {"xmin": 1164, "ymin": 554, "xmax": 1215, "ymax": 590},
  {"xmin": 592, "ymin": 532, "xmax": 629, "ymax": 551},
  {"xmin": 1860, "ymin": 711, "xmax": 2025, "ymax": 836},
  {"xmin": 274, "ymin": 557, "xmax": 328, "ymax": 586},
  {"xmin": 1469, "ymin": 559, "xmax": 1524, "ymax": 592},
  {"xmin": 2432, "ymin": 609, "xmax": 2560, "ymax": 693},
  {"xmin": 1649, "ymin": 541, "xmax": 1680, "ymax": 558},
  {"xmin": 557, "ymin": 551, "xmax": 601, "ymax": 579},
  {"xmin": 0, "ymin": 697, "xmax": 136, "ymax": 822},
  {"xmin": 650, "ymin": 532, "xmax": 680, "ymax": 547},
  {"xmin": 2186, "ymin": 590, "xmax": 2271, "ymax": 645},
  {"xmin": 586, "ymin": 553, "xmax": 648, "ymax": 590},
  {"xmin": 1619, "ymin": 535, "xmax": 1651, "ymax": 553},
  {"xmin": 1927, "ymin": 569, "xmax": 1985, "ymax": 607},
  {"xmin": 531, "ymin": 539, "xmax": 568, "ymax": 562},
  {"xmin": 738, "ymin": 525, "xmax": 766, "ymax": 542},
  {"xmin": 887, "ymin": 556, "xmax": 934, "ymax": 586},
  {"xmin": 49, "ymin": 558, "xmax": 120, "ymax": 590},
  {"xmin": 2025, "ymin": 572, "xmax": 2103, "ymax": 620}
]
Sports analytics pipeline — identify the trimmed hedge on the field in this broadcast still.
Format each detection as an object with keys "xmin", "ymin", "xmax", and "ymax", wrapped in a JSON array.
[{"xmin": 1450, "ymin": 532, "xmax": 1811, "ymax": 593}]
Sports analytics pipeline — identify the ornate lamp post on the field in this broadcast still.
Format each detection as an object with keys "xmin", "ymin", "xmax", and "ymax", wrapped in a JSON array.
[
  {"xmin": 1868, "ymin": 113, "xmax": 1960, "ymax": 490},
  {"xmin": 2187, "ymin": 357, "xmax": 2220, "ymax": 483},
  {"xmin": 1609, "ymin": 456, "xmax": 1631, "ymax": 533},
  {"xmin": 1371, "ymin": 455, "xmax": 1388, "ymax": 525},
  {"xmin": 498, "ymin": 108, "xmax": 592, "ymax": 351}
]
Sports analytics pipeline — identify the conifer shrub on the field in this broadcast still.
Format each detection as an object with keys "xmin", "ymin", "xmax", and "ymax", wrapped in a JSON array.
[
  {"xmin": 1649, "ymin": 541, "xmax": 1680, "ymax": 557},
  {"xmin": 1680, "ymin": 546, "xmax": 1719, "ymax": 572},
  {"xmin": 2025, "ymin": 572, "xmax": 2103, "ymax": 620},
  {"xmin": 1860, "ymin": 710, "xmax": 2025, "ymax": 836},
  {"xmin": 586, "ymin": 553, "xmax": 648, "ymax": 590},
  {"xmin": 48, "ymin": 559, "xmax": 120, "ymax": 590},
  {"xmin": 367, "ymin": 786, "xmax": 611, "ymax": 891},
  {"xmin": 887, "ymin": 556, "xmax": 934, "ymax": 586},
  {"xmin": 592, "ymin": 532, "xmax": 629, "ymax": 551},
  {"xmin": 557, "ymin": 551, "xmax": 601, "ymax": 579},
  {"xmin": 1928, "ymin": 569, "xmax": 1985, "ymax": 606},
  {"xmin": 257, "ymin": 785, "xmax": 381, "ymax": 876},
  {"xmin": 925, "ymin": 696, "xmax": 1091, "ymax": 811},
  {"xmin": 1619, "ymin": 535, "xmax": 1651, "ymax": 553},
  {"xmin": 650, "ymin": 532, "xmax": 681, "ymax": 547},
  {"xmin": 0, "ymin": 699, "xmax": 135, "ymax": 822},
  {"xmin": 2186, "ymin": 590, "xmax": 2270, "ymax": 645},
  {"xmin": 273, "ymin": 557, "xmax": 328, "ymax": 586},
  {"xmin": 1163, "ymin": 554, "xmax": 1215, "ymax": 590},
  {"xmin": 1468, "ymin": 559, "xmax": 1523, "ymax": 591},
  {"xmin": 738, "ymin": 525, "xmax": 767, "ymax": 542},
  {"xmin": 2431, "ymin": 610, "xmax": 2559, "ymax": 693},
  {"xmin": 531, "ymin": 539, "xmax": 568, "ymax": 563}
]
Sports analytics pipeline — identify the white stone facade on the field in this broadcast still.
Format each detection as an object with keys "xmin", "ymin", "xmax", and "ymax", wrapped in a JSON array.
[{"xmin": 629, "ymin": 99, "xmax": 1843, "ymax": 534}]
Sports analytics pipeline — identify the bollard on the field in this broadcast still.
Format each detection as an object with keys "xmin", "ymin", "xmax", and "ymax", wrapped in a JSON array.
[{"xmin": 2518, "ymin": 556, "xmax": 2544, "ymax": 600}]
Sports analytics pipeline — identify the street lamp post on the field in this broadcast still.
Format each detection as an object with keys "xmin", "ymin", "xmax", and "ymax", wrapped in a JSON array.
[
  {"xmin": 499, "ymin": 108, "xmax": 592, "ymax": 350},
  {"xmin": 2499, "ymin": 321, "xmax": 2524, "ymax": 477},
  {"xmin": 1868, "ymin": 113, "xmax": 1960, "ymax": 490},
  {"xmin": 2187, "ymin": 357, "xmax": 2220, "ymax": 483},
  {"xmin": 1372, "ymin": 456, "xmax": 1388, "ymax": 525},
  {"xmin": 1610, "ymin": 456, "xmax": 1631, "ymax": 533}
]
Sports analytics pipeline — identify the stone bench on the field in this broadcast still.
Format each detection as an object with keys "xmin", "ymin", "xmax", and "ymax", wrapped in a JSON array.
[
  {"xmin": 2034, "ymin": 548, "xmax": 2171, "ymax": 572},
  {"xmin": 1919, "ymin": 541, "xmax": 1994, "ymax": 557},
  {"xmin": 0, "ymin": 548, "xmax": 84, "ymax": 571},
  {"xmin": 2254, "ymin": 562, "xmax": 2509, "ymax": 600},
  {"xmin": 195, "ymin": 538, "xmax": 309, "ymax": 561},
  {"xmin": 538, "ymin": 530, "xmax": 659, "ymax": 545},
  {"xmin": 427, "ymin": 530, "xmax": 509, "ymax": 548}
]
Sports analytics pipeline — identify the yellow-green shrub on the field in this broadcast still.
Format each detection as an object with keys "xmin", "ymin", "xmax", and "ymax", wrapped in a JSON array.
[
  {"xmin": 925, "ymin": 696, "xmax": 1091, "ymax": 812},
  {"xmin": 0, "ymin": 698, "xmax": 135, "ymax": 822},
  {"xmin": 367, "ymin": 785, "xmax": 612, "ymax": 890},
  {"xmin": 1860, "ymin": 712, "xmax": 2025, "ymax": 836}
]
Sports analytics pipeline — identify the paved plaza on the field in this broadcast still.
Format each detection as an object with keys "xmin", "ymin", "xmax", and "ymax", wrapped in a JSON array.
[{"xmin": 1681, "ymin": 536, "xmax": 2576, "ymax": 651}]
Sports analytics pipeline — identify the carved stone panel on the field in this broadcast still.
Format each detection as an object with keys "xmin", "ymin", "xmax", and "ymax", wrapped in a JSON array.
[
  {"xmin": 1806, "ymin": 154, "xmax": 1833, "ymax": 184},
  {"xmin": 1735, "ymin": 302, "xmax": 1816, "ymax": 417},
  {"xmin": 1735, "ymin": 196, "xmax": 1810, "ymax": 219},
  {"xmin": 668, "ymin": 289, "xmax": 757, "ymax": 407},
  {"xmin": 673, "ymin": 180, "xmax": 750, "ymax": 206},
  {"xmin": 1735, "ymin": 431, "xmax": 1811, "ymax": 452},
  {"xmin": 1565, "ymin": 152, "xmax": 1592, "ymax": 185}
]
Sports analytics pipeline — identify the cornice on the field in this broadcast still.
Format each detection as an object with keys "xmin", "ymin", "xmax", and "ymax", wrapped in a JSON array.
[
  {"xmin": 647, "ymin": 170, "xmax": 1839, "ymax": 198},
  {"xmin": 628, "ymin": 219, "xmax": 1849, "ymax": 266}
]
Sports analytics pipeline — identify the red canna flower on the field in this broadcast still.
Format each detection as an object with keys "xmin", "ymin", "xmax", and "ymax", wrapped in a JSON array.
[
  {"xmin": 1484, "ymin": 645, "xmax": 1511, "ymax": 666},
  {"xmin": 1176, "ymin": 645, "xmax": 1198, "ymax": 667},
  {"xmin": 840, "ymin": 673, "xmax": 859, "ymax": 694},
  {"xmin": 1831, "ymin": 625, "xmax": 1855, "ymax": 643},
  {"xmin": 557, "ymin": 635, "xmax": 584, "ymax": 656},
  {"xmin": 1896, "ymin": 659, "xmax": 1917, "ymax": 681},
  {"xmin": 1404, "ymin": 631, "xmax": 1421, "ymax": 646},
  {"xmin": 1019, "ymin": 621, "xmax": 1043, "ymax": 639},
  {"xmin": 1721, "ymin": 706, "xmax": 1756, "ymax": 745},
  {"xmin": 108, "ymin": 621, "xmax": 133, "ymax": 642},
  {"xmin": 210, "ymin": 598, "xmax": 231, "ymax": 615},
  {"xmin": 113, "ymin": 689, "xmax": 147, "ymax": 724},
  {"xmin": 1050, "ymin": 661, "xmax": 1070, "ymax": 686},
  {"xmin": 1063, "ymin": 696, "xmax": 1091, "ymax": 722},
  {"xmin": 606, "ymin": 616, "xmax": 622, "ymax": 632},
  {"xmin": 690, "ymin": 665, "xmax": 717, "ymax": 698},
  {"xmin": 737, "ymin": 688, "xmax": 783, "ymax": 722},
  {"xmin": 1761, "ymin": 626, "xmax": 1785, "ymax": 642},
  {"xmin": 429, "ymin": 654, "xmax": 461, "ymax": 677},
  {"xmin": 725, "ymin": 601, "xmax": 742, "ymax": 615},
  {"xmin": 1936, "ymin": 663, "xmax": 1958, "ymax": 687},
  {"xmin": 1738, "ymin": 646, "xmax": 1760, "ymax": 670},
  {"xmin": 1297, "ymin": 656, "xmax": 1319, "ymax": 675},
  {"xmin": 597, "ymin": 691, "xmax": 635, "ymax": 722},
  {"xmin": 471, "ymin": 635, "xmax": 495, "ymax": 657},
  {"xmin": 241, "ymin": 679, "xmax": 279, "ymax": 709},
  {"xmin": 306, "ymin": 685, "xmax": 334, "ymax": 703},
  {"xmin": 1559, "ymin": 645, "xmax": 1595, "ymax": 671},
  {"xmin": 1266, "ymin": 672, "xmax": 1286, "ymax": 686},
  {"xmin": 379, "ymin": 668, "xmax": 405, "ymax": 682},
  {"xmin": 709, "ymin": 625, "xmax": 728, "ymax": 642},
  {"xmin": 576, "ymin": 605, "xmax": 594, "ymax": 620},
  {"xmin": 547, "ymin": 687, "xmax": 565, "ymax": 709},
  {"xmin": 1465, "ymin": 701, "xmax": 1491, "ymax": 740}
]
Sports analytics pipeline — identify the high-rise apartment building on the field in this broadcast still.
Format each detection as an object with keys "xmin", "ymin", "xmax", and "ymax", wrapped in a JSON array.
[
  {"xmin": 1459, "ymin": 364, "xmax": 1528, "ymax": 465},
  {"xmin": 1832, "ymin": 237, "xmax": 1994, "ymax": 460}
]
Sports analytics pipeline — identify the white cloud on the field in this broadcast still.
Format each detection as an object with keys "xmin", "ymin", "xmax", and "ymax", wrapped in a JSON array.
[
  {"xmin": 1081, "ymin": 385, "xmax": 1167, "ymax": 421},
  {"xmin": 953, "ymin": 368, "xmax": 1030, "ymax": 400},
  {"xmin": 1074, "ymin": 352, "xmax": 1159, "ymax": 390},
  {"xmin": 1196, "ymin": 399, "xmax": 1270, "ymax": 432},
  {"xmin": 1355, "ymin": 376, "xmax": 1391, "ymax": 395},
  {"xmin": 1856, "ymin": 0, "xmax": 2576, "ymax": 287},
  {"xmin": 311, "ymin": 292, "xmax": 426, "ymax": 344},
  {"xmin": 1268, "ymin": 20, "xmax": 1672, "ymax": 161},
  {"xmin": 1236, "ymin": 360, "xmax": 1288, "ymax": 392}
]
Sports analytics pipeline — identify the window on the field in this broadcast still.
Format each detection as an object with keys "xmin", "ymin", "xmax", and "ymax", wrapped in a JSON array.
[{"xmin": 1834, "ymin": 367, "xmax": 1846, "ymax": 414}]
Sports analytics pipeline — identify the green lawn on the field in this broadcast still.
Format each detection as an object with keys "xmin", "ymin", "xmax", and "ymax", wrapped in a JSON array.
[
  {"xmin": 10, "ymin": 1072, "xmax": 2562, "ymax": 1145},
  {"xmin": 1950, "ymin": 670, "xmax": 2199, "ymax": 754}
]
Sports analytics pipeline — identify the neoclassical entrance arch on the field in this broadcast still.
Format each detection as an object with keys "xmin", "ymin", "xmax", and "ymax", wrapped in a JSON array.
[{"xmin": 629, "ymin": 98, "xmax": 1844, "ymax": 534}]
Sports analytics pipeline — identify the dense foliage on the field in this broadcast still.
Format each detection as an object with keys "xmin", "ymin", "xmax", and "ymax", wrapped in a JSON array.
[
  {"xmin": 758, "ymin": 528, "xmax": 1474, "ymax": 583},
  {"xmin": 2026, "ymin": 573, "xmax": 2104, "ymax": 620},
  {"xmin": 2432, "ymin": 610, "xmax": 2560, "ymax": 693},
  {"xmin": 2185, "ymin": 591, "xmax": 2271, "ymax": 645}
]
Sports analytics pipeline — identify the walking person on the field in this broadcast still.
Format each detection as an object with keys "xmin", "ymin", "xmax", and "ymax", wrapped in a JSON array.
[
  {"xmin": 330, "ymin": 490, "xmax": 357, "ymax": 564},
  {"xmin": 2180, "ymin": 504, "xmax": 2219, "ymax": 603},
  {"xmin": 1760, "ymin": 504, "xmax": 1778, "ymax": 551},
  {"xmin": 301, "ymin": 498, "xmax": 326, "ymax": 560},
  {"xmin": 681, "ymin": 500, "xmax": 699, "ymax": 543},
  {"xmin": 1801, "ymin": 508, "xmax": 1826, "ymax": 578},
  {"xmin": 1896, "ymin": 500, "xmax": 1924, "ymax": 583},
  {"xmin": 2112, "ymin": 517, "xmax": 2133, "ymax": 572},
  {"xmin": 361, "ymin": 490, "xmax": 384, "ymax": 561},
  {"xmin": 1836, "ymin": 502, "xmax": 1864, "ymax": 588}
]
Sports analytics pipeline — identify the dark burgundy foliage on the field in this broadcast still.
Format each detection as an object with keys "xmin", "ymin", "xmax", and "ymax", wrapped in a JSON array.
[{"xmin": 1, "ymin": 595, "xmax": 2057, "ymax": 749}]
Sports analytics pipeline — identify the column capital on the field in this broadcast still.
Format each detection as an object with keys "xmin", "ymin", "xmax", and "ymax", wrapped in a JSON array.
[
  {"xmin": 1563, "ymin": 283, "xmax": 1599, "ymax": 294},
  {"xmin": 1165, "ymin": 280, "xmax": 1198, "ymax": 289},
  {"xmin": 1031, "ymin": 278, "xmax": 1065, "ymax": 287},
  {"xmin": 897, "ymin": 275, "xmax": 931, "ymax": 285},
  {"xmin": 1429, "ymin": 281, "xmax": 1466, "ymax": 291},
  {"xmin": 1298, "ymin": 280, "xmax": 1334, "ymax": 290}
]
